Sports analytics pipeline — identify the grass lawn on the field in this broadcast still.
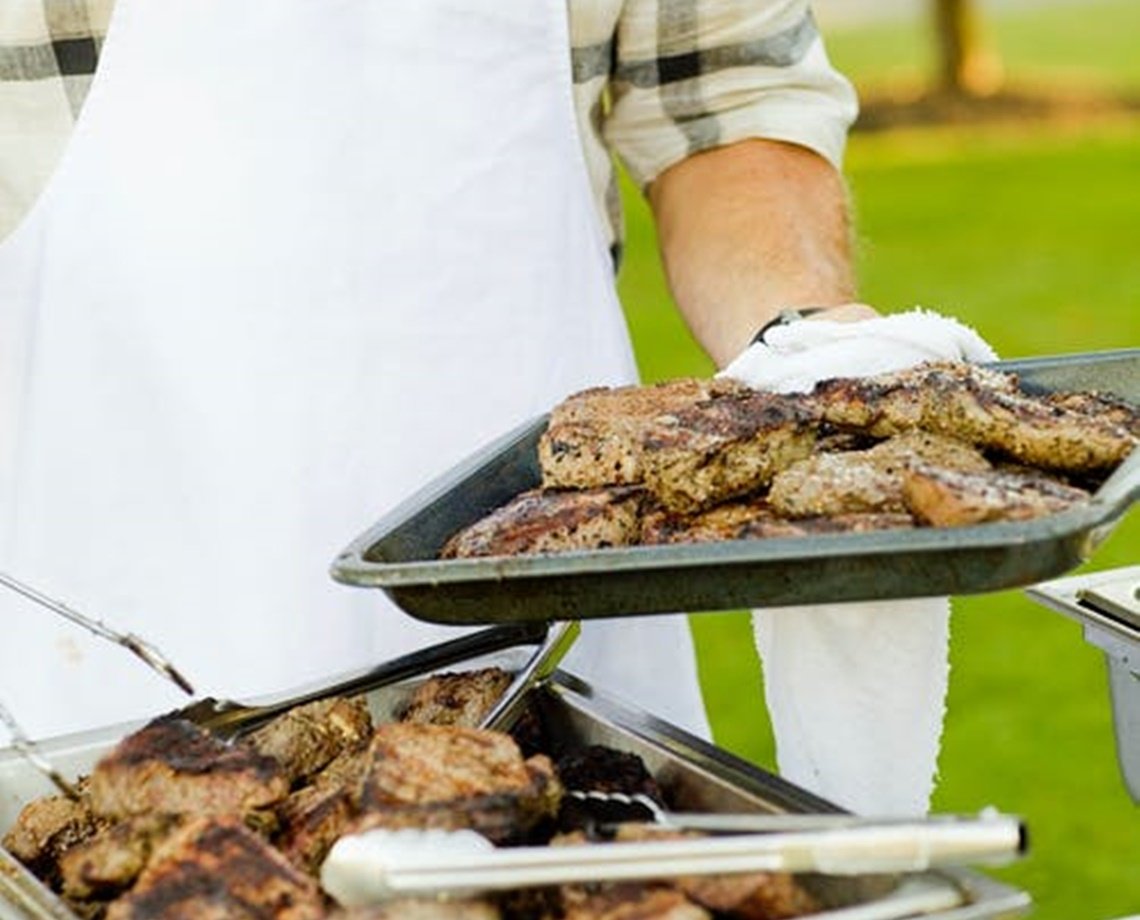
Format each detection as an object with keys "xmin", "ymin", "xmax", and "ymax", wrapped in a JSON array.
[{"xmin": 615, "ymin": 4, "xmax": 1140, "ymax": 918}]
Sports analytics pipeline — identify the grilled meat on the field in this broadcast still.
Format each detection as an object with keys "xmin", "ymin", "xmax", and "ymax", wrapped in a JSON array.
[
  {"xmin": 398, "ymin": 668, "xmax": 515, "ymax": 728},
  {"xmin": 812, "ymin": 361, "xmax": 1137, "ymax": 473},
  {"xmin": 560, "ymin": 883, "xmax": 711, "ymax": 920},
  {"xmin": 1045, "ymin": 389, "xmax": 1140, "ymax": 437},
  {"xmin": 89, "ymin": 717, "xmax": 289, "ymax": 820},
  {"xmin": 612, "ymin": 825, "xmax": 820, "ymax": 920},
  {"xmin": 244, "ymin": 696, "xmax": 372, "ymax": 786},
  {"xmin": 538, "ymin": 378, "xmax": 748, "ymax": 490},
  {"xmin": 638, "ymin": 390, "xmax": 819, "ymax": 513},
  {"xmin": 103, "ymin": 817, "xmax": 325, "ymax": 920},
  {"xmin": 641, "ymin": 498, "xmax": 913, "ymax": 546},
  {"xmin": 328, "ymin": 900, "xmax": 502, "ymax": 919},
  {"xmin": 441, "ymin": 486, "xmax": 644, "ymax": 558},
  {"xmin": 58, "ymin": 814, "xmax": 179, "ymax": 902},
  {"xmin": 768, "ymin": 431, "xmax": 990, "ymax": 518},
  {"xmin": 902, "ymin": 463, "xmax": 1090, "ymax": 526},
  {"xmin": 2, "ymin": 783, "xmax": 104, "ymax": 886},
  {"xmin": 351, "ymin": 723, "xmax": 562, "ymax": 844},
  {"xmin": 275, "ymin": 783, "xmax": 356, "ymax": 874}
]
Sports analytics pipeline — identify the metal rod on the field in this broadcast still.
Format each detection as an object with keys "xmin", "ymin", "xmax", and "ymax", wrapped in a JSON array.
[
  {"xmin": 0, "ymin": 700, "xmax": 79, "ymax": 801},
  {"xmin": 0, "ymin": 570, "xmax": 194, "ymax": 695}
]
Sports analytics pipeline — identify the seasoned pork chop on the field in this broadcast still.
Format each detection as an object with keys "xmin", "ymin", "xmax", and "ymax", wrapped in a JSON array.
[
  {"xmin": 440, "ymin": 486, "xmax": 644, "ymax": 558},
  {"xmin": 768, "ymin": 431, "xmax": 990, "ymax": 518},
  {"xmin": 398, "ymin": 668, "xmax": 514, "ymax": 728},
  {"xmin": 638, "ymin": 390, "xmax": 819, "ymax": 513},
  {"xmin": 538, "ymin": 378, "xmax": 748, "ymax": 490},
  {"xmin": 902, "ymin": 463, "xmax": 1090, "ymax": 526},
  {"xmin": 812, "ymin": 361, "xmax": 1136, "ymax": 473},
  {"xmin": 244, "ymin": 695, "xmax": 372, "ymax": 785}
]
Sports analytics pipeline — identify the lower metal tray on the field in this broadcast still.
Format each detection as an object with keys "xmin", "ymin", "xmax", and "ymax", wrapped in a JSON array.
[
  {"xmin": 0, "ymin": 663, "xmax": 1029, "ymax": 919},
  {"xmin": 331, "ymin": 350, "xmax": 1140, "ymax": 624}
]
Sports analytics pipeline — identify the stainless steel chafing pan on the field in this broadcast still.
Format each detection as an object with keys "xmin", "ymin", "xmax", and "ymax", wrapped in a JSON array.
[
  {"xmin": 0, "ymin": 658, "xmax": 1029, "ymax": 919},
  {"xmin": 331, "ymin": 349, "xmax": 1140, "ymax": 625}
]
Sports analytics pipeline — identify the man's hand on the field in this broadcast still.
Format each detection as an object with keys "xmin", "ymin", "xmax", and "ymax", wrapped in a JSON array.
[{"xmin": 648, "ymin": 138, "xmax": 857, "ymax": 367}]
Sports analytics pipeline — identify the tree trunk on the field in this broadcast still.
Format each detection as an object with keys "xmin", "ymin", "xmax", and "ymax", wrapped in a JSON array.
[{"xmin": 933, "ymin": 0, "xmax": 1003, "ymax": 96}]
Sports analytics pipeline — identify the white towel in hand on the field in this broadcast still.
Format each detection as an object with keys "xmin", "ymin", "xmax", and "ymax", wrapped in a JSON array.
[{"xmin": 721, "ymin": 307, "xmax": 996, "ymax": 816}]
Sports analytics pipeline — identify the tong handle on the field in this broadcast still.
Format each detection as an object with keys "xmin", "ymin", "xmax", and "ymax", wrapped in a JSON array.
[{"xmin": 479, "ymin": 621, "xmax": 579, "ymax": 731}]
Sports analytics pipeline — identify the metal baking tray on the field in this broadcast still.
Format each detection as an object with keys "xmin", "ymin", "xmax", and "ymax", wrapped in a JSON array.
[
  {"xmin": 332, "ymin": 349, "xmax": 1140, "ymax": 624},
  {"xmin": 0, "ymin": 660, "xmax": 1029, "ymax": 919}
]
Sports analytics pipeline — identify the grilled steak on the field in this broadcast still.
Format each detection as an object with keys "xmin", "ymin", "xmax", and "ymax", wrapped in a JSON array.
[
  {"xmin": 560, "ymin": 883, "xmax": 711, "ymax": 920},
  {"xmin": 398, "ymin": 668, "xmax": 514, "ymax": 728},
  {"xmin": 351, "ymin": 723, "xmax": 562, "ymax": 844},
  {"xmin": 244, "ymin": 696, "xmax": 373, "ymax": 785},
  {"xmin": 328, "ymin": 900, "xmax": 502, "ymax": 919},
  {"xmin": 612, "ymin": 825, "xmax": 820, "ymax": 920},
  {"xmin": 89, "ymin": 717, "xmax": 289, "ymax": 820},
  {"xmin": 275, "ymin": 783, "xmax": 356, "ymax": 874},
  {"xmin": 440, "ymin": 486, "xmax": 644, "ymax": 558},
  {"xmin": 813, "ymin": 361, "xmax": 1137, "ymax": 473},
  {"xmin": 2, "ymin": 783, "xmax": 104, "ymax": 886},
  {"xmin": 768, "ymin": 431, "xmax": 990, "ymax": 518},
  {"xmin": 539, "ymin": 378, "xmax": 748, "ymax": 490},
  {"xmin": 58, "ymin": 814, "xmax": 178, "ymax": 901},
  {"xmin": 638, "ymin": 391, "xmax": 819, "ymax": 513},
  {"xmin": 902, "ymin": 463, "xmax": 1090, "ymax": 526},
  {"xmin": 103, "ymin": 817, "xmax": 324, "ymax": 920},
  {"xmin": 641, "ymin": 498, "xmax": 913, "ymax": 545}
]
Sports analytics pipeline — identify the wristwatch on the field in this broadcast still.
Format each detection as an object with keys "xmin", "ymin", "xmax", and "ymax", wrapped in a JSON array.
[{"xmin": 750, "ymin": 307, "xmax": 833, "ymax": 346}]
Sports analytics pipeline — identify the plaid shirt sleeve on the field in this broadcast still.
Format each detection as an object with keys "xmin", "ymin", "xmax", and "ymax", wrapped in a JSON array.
[
  {"xmin": 571, "ymin": 0, "xmax": 857, "ymax": 256},
  {"xmin": 0, "ymin": 0, "xmax": 113, "ymax": 239}
]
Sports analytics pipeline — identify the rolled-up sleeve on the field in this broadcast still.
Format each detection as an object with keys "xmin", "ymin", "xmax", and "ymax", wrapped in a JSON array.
[{"xmin": 605, "ymin": 0, "xmax": 858, "ymax": 188}]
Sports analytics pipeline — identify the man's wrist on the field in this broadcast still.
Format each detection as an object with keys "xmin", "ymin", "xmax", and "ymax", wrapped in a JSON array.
[{"xmin": 749, "ymin": 305, "xmax": 840, "ymax": 346}]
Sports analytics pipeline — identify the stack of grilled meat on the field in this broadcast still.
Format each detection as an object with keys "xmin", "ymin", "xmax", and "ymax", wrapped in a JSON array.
[
  {"xmin": 3, "ymin": 670, "xmax": 817, "ymax": 919},
  {"xmin": 442, "ymin": 361, "xmax": 1140, "ymax": 557}
]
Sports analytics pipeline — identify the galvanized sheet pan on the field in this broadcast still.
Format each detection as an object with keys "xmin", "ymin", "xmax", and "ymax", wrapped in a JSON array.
[
  {"xmin": 0, "ymin": 662, "xmax": 1029, "ymax": 919},
  {"xmin": 331, "ymin": 350, "xmax": 1140, "ymax": 624}
]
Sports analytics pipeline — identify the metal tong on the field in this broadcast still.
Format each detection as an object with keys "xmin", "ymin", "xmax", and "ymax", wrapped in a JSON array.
[
  {"xmin": 322, "ymin": 812, "xmax": 1027, "ymax": 905},
  {"xmin": 0, "ymin": 570, "xmax": 197, "ymax": 799},
  {"xmin": 172, "ymin": 620, "xmax": 564, "ymax": 740}
]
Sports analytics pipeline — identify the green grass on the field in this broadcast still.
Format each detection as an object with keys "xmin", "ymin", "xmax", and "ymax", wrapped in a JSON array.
[{"xmin": 615, "ymin": 5, "xmax": 1140, "ymax": 918}]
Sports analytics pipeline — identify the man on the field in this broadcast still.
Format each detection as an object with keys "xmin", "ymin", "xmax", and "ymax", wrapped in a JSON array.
[{"xmin": 0, "ymin": 1, "xmax": 966, "ymax": 814}]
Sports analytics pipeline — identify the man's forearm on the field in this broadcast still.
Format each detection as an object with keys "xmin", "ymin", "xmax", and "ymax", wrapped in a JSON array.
[{"xmin": 648, "ymin": 138, "xmax": 862, "ymax": 368}]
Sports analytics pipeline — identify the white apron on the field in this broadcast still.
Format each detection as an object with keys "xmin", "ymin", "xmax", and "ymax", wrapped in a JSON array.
[{"xmin": 0, "ymin": 0, "xmax": 709, "ymax": 740}]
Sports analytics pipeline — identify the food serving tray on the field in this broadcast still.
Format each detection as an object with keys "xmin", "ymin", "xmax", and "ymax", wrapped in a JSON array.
[
  {"xmin": 332, "ymin": 350, "xmax": 1140, "ymax": 624},
  {"xmin": 0, "ymin": 658, "xmax": 1029, "ymax": 919}
]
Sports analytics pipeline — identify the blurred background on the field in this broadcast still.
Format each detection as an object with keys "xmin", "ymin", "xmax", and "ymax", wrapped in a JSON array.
[{"xmin": 614, "ymin": 2, "xmax": 1140, "ymax": 917}]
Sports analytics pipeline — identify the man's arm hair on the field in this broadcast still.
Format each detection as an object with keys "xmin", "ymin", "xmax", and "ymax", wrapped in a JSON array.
[{"xmin": 648, "ymin": 138, "xmax": 870, "ymax": 368}]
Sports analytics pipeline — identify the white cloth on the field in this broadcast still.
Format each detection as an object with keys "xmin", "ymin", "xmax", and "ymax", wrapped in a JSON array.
[
  {"xmin": 0, "ymin": 0, "xmax": 708, "ymax": 741},
  {"xmin": 722, "ymin": 307, "xmax": 997, "ymax": 395},
  {"xmin": 722, "ymin": 307, "xmax": 997, "ymax": 816}
]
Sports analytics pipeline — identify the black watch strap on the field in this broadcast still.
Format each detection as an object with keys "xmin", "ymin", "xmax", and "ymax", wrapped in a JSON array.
[{"xmin": 750, "ymin": 307, "xmax": 832, "ymax": 346}]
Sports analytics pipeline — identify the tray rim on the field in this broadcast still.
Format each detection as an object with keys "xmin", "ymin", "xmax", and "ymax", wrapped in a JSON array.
[{"xmin": 331, "ymin": 349, "xmax": 1140, "ymax": 606}]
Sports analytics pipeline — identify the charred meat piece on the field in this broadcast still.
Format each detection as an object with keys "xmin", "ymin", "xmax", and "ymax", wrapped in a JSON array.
[
  {"xmin": 440, "ymin": 486, "xmax": 644, "ymax": 558},
  {"xmin": 638, "ymin": 391, "xmax": 819, "ymax": 513},
  {"xmin": 768, "ymin": 431, "xmax": 990, "ymax": 518},
  {"xmin": 2, "ymin": 782, "xmax": 104, "ymax": 887},
  {"xmin": 1045, "ymin": 389, "xmax": 1140, "ymax": 437},
  {"xmin": 555, "ymin": 745, "xmax": 667, "ymax": 835},
  {"xmin": 612, "ymin": 824, "xmax": 820, "ymax": 920},
  {"xmin": 244, "ymin": 695, "xmax": 373, "ymax": 786},
  {"xmin": 274, "ymin": 783, "xmax": 356, "ymax": 874},
  {"xmin": 902, "ymin": 463, "xmax": 1090, "ymax": 526},
  {"xmin": 352, "ymin": 723, "xmax": 562, "ymax": 844},
  {"xmin": 104, "ymin": 816, "xmax": 325, "ymax": 920},
  {"xmin": 89, "ymin": 717, "xmax": 289, "ymax": 820},
  {"xmin": 813, "ymin": 361, "xmax": 1137, "ymax": 473},
  {"xmin": 642, "ymin": 498, "xmax": 913, "ymax": 546},
  {"xmin": 328, "ymin": 900, "xmax": 502, "ymax": 919},
  {"xmin": 539, "ymin": 378, "xmax": 749, "ymax": 490},
  {"xmin": 58, "ymin": 813, "xmax": 179, "ymax": 902},
  {"xmin": 560, "ymin": 882, "xmax": 711, "ymax": 920},
  {"xmin": 398, "ymin": 668, "xmax": 515, "ymax": 728}
]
